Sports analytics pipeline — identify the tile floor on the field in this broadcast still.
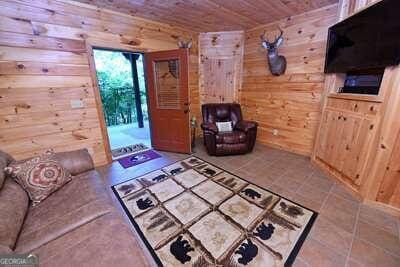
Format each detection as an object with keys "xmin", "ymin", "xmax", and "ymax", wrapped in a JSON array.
[{"xmin": 97, "ymin": 140, "xmax": 400, "ymax": 267}]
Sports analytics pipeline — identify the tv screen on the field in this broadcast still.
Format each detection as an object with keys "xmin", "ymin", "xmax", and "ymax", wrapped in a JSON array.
[{"xmin": 324, "ymin": 0, "xmax": 400, "ymax": 73}]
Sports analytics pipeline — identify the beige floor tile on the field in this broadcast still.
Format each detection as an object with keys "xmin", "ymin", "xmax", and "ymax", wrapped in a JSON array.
[
  {"xmin": 350, "ymin": 238, "xmax": 400, "ymax": 267},
  {"xmin": 273, "ymin": 176, "xmax": 304, "ymax": 193},
  {"xmin": 298, "ymin": 238, "xmax": 347, "ymax": 267},
  {"xmin": 310, "ymin": 216, "xmax": 353, "ymax": 255},
  {"xmin": 296, "ymin": 183, "xmax": 329, "ymax": 204},
  {"xmin": 322, "ymin": 194, "xmax": 360, "ymax": 215},
  {"xmin": 356, "ymin": 220, "xmax": 400, "ymax": 257},
  {"xmin": 305, "ymin": 174, "xmax": 335, "ymax": 193},
  {"xmin": 320, "ymin": 208, "xmax": 357, "ymax": 233},
  {"xmin": 330, "ymin": 183, "xmax": 361, "ymax": 203},
  {"xmin": 359, "ymin": 204, "xmax": 399, "ymax": 236}
]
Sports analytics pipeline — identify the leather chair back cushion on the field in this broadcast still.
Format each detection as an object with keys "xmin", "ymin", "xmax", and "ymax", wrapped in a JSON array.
[
  {"xmin": 202, "ymin": 103, "xmax": 243, "ymax": 127},
  {"xmin": 0, "ymin": 178, "xmax": 29, "ymax": 250},
  {"xmin": 0, "ymin": 150, "xmax": 14, "ymax": 190},
  {"xmin": 54, "ymin": 149, "xmax": 94, "ymax": 176}
]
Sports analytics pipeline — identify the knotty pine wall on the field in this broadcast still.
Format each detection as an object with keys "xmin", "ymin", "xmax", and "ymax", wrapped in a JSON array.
[
  {"xmin": 241, "ymin": 4, "xmax": 338, "ymax": 156},
  {"xmin": 199, "ymin": 31, "xmax": 244, "ymax": 104},
  {"xmin": 0, "ymin": 0, "xmax": 198, "ymax": 166}
]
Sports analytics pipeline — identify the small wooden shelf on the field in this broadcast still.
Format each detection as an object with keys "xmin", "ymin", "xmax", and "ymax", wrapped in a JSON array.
[{"xmin": 328, "ymin": 93, "xmax": 383, "ymax": 103}]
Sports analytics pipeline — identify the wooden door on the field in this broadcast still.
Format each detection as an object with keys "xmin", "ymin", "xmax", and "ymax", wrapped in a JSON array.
[{"xmin": 145, "ymin": 49, "xmax": 191, "ymax": 153}]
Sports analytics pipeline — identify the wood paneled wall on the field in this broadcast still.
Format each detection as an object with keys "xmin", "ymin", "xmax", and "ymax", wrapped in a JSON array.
[
  {"xmin": 241, "ymin": 4, "xmax": 338, "ymax": 156},
  {"xmin": 0, "ymin": 0, "xmax": 198, "ymax": 166},
  {"xmin": 338, "ymin": 0, "xmax": 380, "ymax": 20},
  {"xmin": 198, "ymin": 31, "xmax": 244, "ymax": 105}
]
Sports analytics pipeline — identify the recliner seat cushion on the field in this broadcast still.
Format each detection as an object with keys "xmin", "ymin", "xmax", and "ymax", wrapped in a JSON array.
[
  {"xmin": 0, "ymin": 178, "xmax": 29, "ymax": 250},
  {"xmin": 15, "ymin": 170, "xmax": 113, "ymax": 253},
  {"xmin": 216, "ymin": 131, "xmax": 246, "ymax": 144}
]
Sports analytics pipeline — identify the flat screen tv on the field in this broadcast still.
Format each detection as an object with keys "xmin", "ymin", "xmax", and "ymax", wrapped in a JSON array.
[{"xmin": 324, "ymin": 0, "xmax": 400, "ymax": 73}]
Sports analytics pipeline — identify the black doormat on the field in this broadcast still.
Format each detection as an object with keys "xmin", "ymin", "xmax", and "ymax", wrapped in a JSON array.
[{"xmin": 112, "ymin": 156, "xmax": 317, "ymax": 266}]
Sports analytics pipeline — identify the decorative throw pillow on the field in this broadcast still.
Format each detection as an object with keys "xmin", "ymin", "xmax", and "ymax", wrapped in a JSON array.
[
  {"xmin": 216, "ymin": 121, "xmax": 233, "ymax": 132},
  {"xmin": 4, "ymin": 150, "xmax": 72, "ymax": 205}
]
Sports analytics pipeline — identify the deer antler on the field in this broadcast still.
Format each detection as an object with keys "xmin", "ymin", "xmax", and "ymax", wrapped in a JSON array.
[
  {"xmin": 260, "ymin": 30, "xmax": 269, "ymax": 42},
  {"xmin": 274, "ymin": 27, "xmax": 283, "ymax": 42}
]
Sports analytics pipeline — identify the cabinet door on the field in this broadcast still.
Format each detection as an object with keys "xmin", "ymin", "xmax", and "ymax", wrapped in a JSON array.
[
  {"xmin": 315, "ymin": 110, "xmax": 342, "ymax": 163},
  {"xmin": 315, "ymin": 110, "xmax": 376, "ymax": 186},
  {"xmin": 341, "ymin": 115, "xmax": 376, "ymax": 185}
]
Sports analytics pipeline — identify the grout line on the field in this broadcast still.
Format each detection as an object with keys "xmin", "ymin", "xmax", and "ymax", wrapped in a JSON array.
[
  {"xmin": 318, "ymin": 179, "xmax": 335, "ymax": 212},
  {"xmin": 345, "ymin": 200, "xmax": 361, "ymax": 266}
]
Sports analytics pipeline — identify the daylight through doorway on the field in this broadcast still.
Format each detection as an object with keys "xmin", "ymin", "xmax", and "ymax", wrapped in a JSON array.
[{"xmin": 93, "ymin": 49, "xmax": 151, "ymax": 159}]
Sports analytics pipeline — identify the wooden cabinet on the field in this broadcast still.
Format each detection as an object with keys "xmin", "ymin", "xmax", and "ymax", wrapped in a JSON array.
[{"xmin": 315, "ymin": 107, "xmax": 377, "ymax": 186}]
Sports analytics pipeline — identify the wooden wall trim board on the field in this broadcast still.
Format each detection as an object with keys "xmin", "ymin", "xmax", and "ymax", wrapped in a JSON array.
[
  {"xmin": 241, "ymin": 4, "xmax": 339, "ymax": 156},
  {"xmin": 0, "ymin": 0, "xmax": 199, "ymax": 166}
]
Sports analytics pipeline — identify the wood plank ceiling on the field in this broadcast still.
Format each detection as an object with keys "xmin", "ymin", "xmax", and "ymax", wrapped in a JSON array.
[{"xmin": 75, "ymin": 0, "xmax": 338, "ymax": 32}]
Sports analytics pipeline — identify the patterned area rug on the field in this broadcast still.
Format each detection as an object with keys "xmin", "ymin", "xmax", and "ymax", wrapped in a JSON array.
[
  {"xmin": 112, "ymin": 156, "xmax": 317, "ymax": 266},
  {"xmin": 111, "ymin": 143, "xmax": 148, "ymax": 159}
]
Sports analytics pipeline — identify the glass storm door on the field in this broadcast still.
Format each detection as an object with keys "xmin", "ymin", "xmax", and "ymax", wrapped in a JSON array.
[{"xmin": 145, "ymin": 49, "xmax": 190, "ymax": 153}]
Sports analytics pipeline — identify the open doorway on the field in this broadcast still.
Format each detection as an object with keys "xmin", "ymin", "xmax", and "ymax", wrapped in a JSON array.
[{"xmin": 93, "ymin": 48, "xmax": 151, "ymax": 159}]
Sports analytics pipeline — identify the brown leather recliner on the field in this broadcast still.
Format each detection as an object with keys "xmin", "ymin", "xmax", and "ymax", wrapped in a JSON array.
[{"xmin": 201, "ymin": 103, "xmax": 258, "ymax": 156}]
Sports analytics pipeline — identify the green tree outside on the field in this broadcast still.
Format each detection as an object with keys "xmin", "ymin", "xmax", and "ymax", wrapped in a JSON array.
[{"xmin": 93, "ymin": 50, "xmax": 148, "ymax": 127}]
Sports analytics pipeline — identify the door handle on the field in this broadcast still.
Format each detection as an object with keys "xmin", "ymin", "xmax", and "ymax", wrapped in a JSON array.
[
  {"xmin": 183, "ymin": 109, "xmax": 189, "ymax": 114},
  {"xmin": 183, "ymin": 102, "xmax": 190, "ymax": 106}
]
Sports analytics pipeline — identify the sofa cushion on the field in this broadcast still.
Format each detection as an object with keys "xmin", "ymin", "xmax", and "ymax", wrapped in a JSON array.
[
  {"xmin": 30, "ymin": 212, "xmax": 148, "ymax": 267},
  {"xmin": 0, "ymin": 150, "xmax": 14, "ymax": 189},
  {"xmin": 54, "ymin": 149, "xmax": 94, "ymax": 176},
  {"xmin": 0, "ymin": 178, "xmax": 29, "ymax": 250},
  {"xmin": 15, "ymin": 170, "xmax": 113, "ymax": 253},
  {"xmin": 6, "ymin": 150, "xmax": 72, "ymax": 204},
  {"xmin": 216, "ymin": 131, "xmax": 246, "ymax": 144}
]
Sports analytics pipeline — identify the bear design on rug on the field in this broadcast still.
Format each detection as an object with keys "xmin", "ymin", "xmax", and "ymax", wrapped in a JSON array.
[
  {"xmin": 152, "ymin": 174, "xmax": 167, "ymax": 182},
  {"xmin": 136, "ymin": 197, "xmax": 154, "ymax": 210},
  {"xmin": 242, "ymin": 188, "xmax": 261, "ymax": 199},
  {"xmin": 170, "ymin": 167, "xmax": 183, "ymax": 175},
  {"xmin": 235, "ymin": 239, "xmax": 258, "ymax": 265},
  {"xmin": 118, "ymin": 183, "xmax": 136, "ymax": 195},
  {"xmin": 254, "ymin": 222, "xmax": 275, "ymax": 240},
  {"xmin": 170, "ymin": 235, "xmax": 194, "ymax": 264},
  {"xmin": 203, "ymin": 168, "xmax": 216, "ymax": 176}
]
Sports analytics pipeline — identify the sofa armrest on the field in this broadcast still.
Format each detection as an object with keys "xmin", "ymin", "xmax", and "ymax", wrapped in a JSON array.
[
  {"xmin": 235, "ymin": 120, "xmax": 258, "ymax": 132},
  {"xmin": 54, "ymin": 149, "xmax": 94, "ymax": 176},
  {"xmin": 201, "ymin": 122, "xmax": 218, "ymax": 134}
]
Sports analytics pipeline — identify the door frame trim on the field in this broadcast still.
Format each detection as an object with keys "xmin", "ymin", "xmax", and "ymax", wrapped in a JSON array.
[{"xmin": 86, "ymin": 41, "xmax": 148, "ymax": 164}]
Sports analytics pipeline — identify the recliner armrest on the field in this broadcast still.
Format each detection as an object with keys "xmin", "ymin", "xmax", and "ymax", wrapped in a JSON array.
[
  {"xmin": 201, "ymin": 122, "xmax": 218, "ymax": 134},
  {"xmin": 235, "ymin": 120, "xmax": 258, "ymax": 132}
]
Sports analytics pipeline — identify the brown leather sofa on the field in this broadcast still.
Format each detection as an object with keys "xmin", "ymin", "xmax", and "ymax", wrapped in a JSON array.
[
  {"xmin": 201, "ymin": 103, "xmax": 258, "ymax": 156},
  {"xmin": 0, "ymin": 149, "xmax": 146, "ymax": 267}
]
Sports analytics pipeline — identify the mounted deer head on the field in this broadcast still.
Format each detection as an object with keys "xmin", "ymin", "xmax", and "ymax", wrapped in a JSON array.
[
  {"xmin": 178, "ymin": 38, "xmax": 192, "ymax": 49},
  {"xmin": 260, "ymin": 29, "xmax": 287, "ymax": 76}
]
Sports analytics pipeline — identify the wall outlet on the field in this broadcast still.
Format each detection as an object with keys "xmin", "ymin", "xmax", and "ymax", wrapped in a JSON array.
[
  {"xmin": 70, "ymin": 99, "xmax": 84, "ymax": 109},
  {"xmin": 272, "ymin": 129, "xmax": 279, "ymax": 136}
]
